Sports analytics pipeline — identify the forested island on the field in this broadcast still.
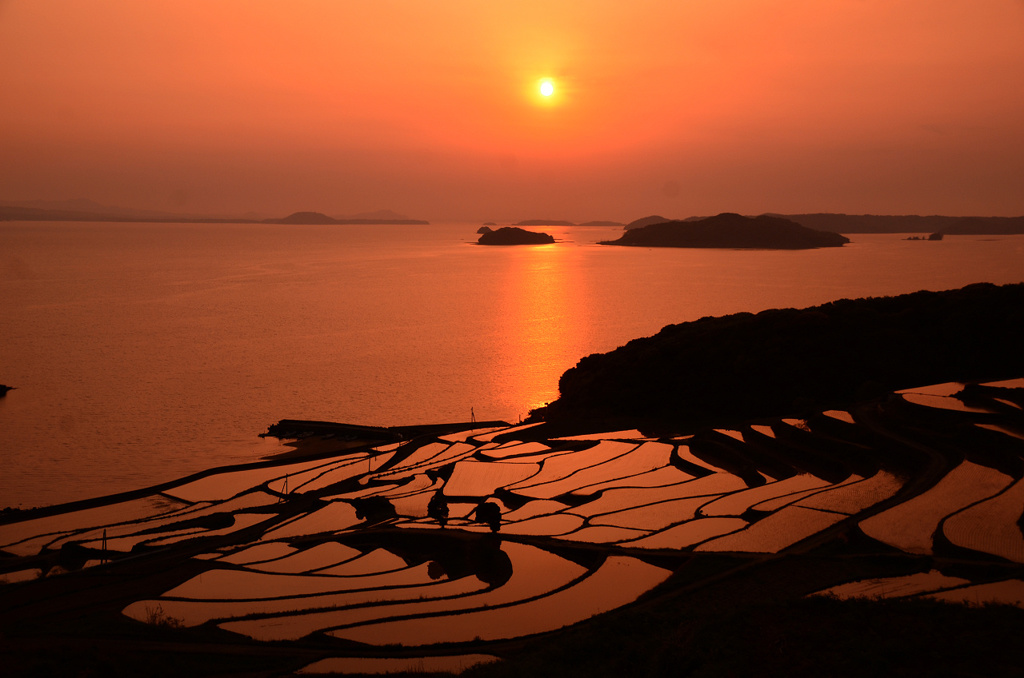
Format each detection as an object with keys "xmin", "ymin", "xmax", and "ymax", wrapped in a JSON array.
[
  {"xmin": 602, "ymin": 213, "xmax": 849, "ymax": 249},
  {"xmin": 477, "ymin": 226, "xmax": 555, "ymax": 245}
]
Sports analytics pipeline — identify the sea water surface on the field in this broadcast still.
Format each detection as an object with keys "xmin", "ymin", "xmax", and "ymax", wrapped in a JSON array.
[{"xmin": 1, "ymin": 221, "xmax": 1022, "ymax": 508}]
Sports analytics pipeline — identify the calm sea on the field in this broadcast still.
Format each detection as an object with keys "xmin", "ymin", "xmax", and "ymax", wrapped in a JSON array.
[{"xmin": 2, "ymin": 221, "xmax": 1023, "ymax": 509}]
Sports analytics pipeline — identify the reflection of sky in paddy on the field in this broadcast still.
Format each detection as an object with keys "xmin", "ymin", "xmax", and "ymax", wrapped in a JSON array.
[
  {"xmin": 295, "ymin": 451, "xmax": 396, "ymax": 493},
  {"xmin": 241, "ymin": 541, "xmax": 361, "ymax": 573},
  {"xmin": 165, "ymin": 456, "xmax": 348, "ymax": 502},
  {"xmin": 219, "ymin": 542, "xmax": 582, "ymax": 642},
  {"xmin": 589, "ymin": 496, "xmax": 712, "ymax": 531},
  {"xmin": 370, "ymin": 442, "xmax": 477, "ymax": 481},
  {"xmin": 623, "ymin": 517, "xmax": 750, "ymax": 550},
  {"xmin": 943, "ymin": 475, "xmax": 1024, "ymax": 563},
  {"xmin": 482, "ymin": 440, "xmax": 552, "ymax": 457},
  {"xmin": 444, "ymin": 460, "xmax": 540, "ymax": 497},
  {"xmin": 261, "ymin": 501, "xmax": 361, "ymax": 540},
  {"xmin": 899, "ymin": 392, "xmax": 994, "ymax": 414},
  {"xmin": 813, "ymin": 570, "xmax": 971, "ymax": 601},
  {"xmin": 522, "ymin": 442, "xmax": 674, "ymax": 498},
  {"xmin": 502, "ymin": 513, "xmax": 585, "ymax": 536},
  {"xmin": 0, "ymin": 495, "xmax": 191, "ymax": 556},
  {"xmin": 700, "ymin": 475, "xmax": 832, "ymax": 517},
  {"xmin": 6, "ymin": 378, "xmax": 1021, "ymax": 652},
  {"xmin": 125, "ymin": 566, "xmax": 486, "ymax": 627},
  {"xmin": 860, "ymin": 461, "xmax": 1012, "ymax": 555},
  {"xmin": 927, "ymin": 579, "xmax": 1024, "ymax": 607},
  {"xmin": 822, "ymin": 410, "xmax": 856, "ymax": 424},
  {"xmin": 574, "ymin": 473, "xmax": 748, "ymax": 518},
  {"xmin": 795, "ymin": 472, "xmax": 902, "ymax": 514},
  {"xmin": 508, "ymin": 441, "xmax": 650, "ymax": 498},
  {"xmin": 696, "ymin": 506, "xmax": 846, "ymax": 553},
  {"xmin": 330, "ymin": 556, "xmax": 671, "ymax": 646}
]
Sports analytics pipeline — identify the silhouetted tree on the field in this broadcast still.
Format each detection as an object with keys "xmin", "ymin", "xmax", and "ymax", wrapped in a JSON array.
[
  {"xmin": 474, "ymin": 502, "xmax": 501, "ymax": 533},
  {"xmin": 427, "ymin": 490, "xmax": 449, "ymax": 528}
]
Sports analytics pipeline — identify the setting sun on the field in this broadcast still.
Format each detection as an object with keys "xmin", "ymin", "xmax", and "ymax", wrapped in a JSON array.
[{"xmin": 539, "ymin": 78, "xmax": 555, "ymax": 97}]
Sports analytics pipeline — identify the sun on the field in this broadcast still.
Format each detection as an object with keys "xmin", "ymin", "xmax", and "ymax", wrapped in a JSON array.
[{"xmin": 539, "ymin": 78, "xmax": 555, "ymax": 97}]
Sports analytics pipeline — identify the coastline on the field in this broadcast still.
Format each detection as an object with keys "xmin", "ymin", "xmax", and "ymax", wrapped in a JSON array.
[{"xmin": 2, "ymin": 283, "xmax": 1024, "ymax": 676}]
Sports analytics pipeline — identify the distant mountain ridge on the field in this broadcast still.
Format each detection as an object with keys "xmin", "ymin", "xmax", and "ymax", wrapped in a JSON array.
[
  {"xmin": 0, "ymin": 200, "xmax": 428, "ymax": 225},
  {"xmin": 265, "ymin": 211, "xmax": 429, "ymax": 225}
]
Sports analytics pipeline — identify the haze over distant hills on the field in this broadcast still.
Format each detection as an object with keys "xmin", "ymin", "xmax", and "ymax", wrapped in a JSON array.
[
  {"xmin": 265, "ymin": 211, "xmax": 428, "ymax": 225},
  {"xmin": 0, "ymin": 200, "xmax": 427, "ymax": 225}
]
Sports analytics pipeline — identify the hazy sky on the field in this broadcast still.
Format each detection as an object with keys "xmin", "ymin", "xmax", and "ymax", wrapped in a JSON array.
[{"xmin": 2, "ymin": 1, "xmax": 1023, "ymax": 221}]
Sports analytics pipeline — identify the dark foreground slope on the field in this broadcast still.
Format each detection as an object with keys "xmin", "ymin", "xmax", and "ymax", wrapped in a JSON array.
[
  {"xmin": 602, "ymin": 213, "xmax": 849, "ymax": 249},
  {"xmin": 535, "ymin": 282, "xmax": 1024, "ymax": 433}
]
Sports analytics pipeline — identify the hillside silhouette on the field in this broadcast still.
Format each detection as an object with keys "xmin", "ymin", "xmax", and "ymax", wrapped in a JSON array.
[
  {"xmin": 602, "ymin": 213, "xmax": 848, "ymax": 249},
  {"xmin": 534, "ymin": 282, "xmax": 1024, "ymax": 434}
]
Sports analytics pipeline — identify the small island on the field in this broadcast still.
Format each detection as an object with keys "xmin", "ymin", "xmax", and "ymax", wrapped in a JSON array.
[
  {"xmin": 623, "ymin": 214, "xmax": 672, "ymax": 230},
  {"xmin": 601, "ymin": 213, "xmax": 849, "ymax": 249},
  {"xmin": 477, "ymin": 226, "xmax": 555, "ymax": 245},
  {"xmin": 264, "ymin": 211, "xmax": 429, "ymax": 225}
]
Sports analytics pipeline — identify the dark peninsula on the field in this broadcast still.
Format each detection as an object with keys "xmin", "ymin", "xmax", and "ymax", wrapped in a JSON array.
[
  {"xmin": 601, "ymin": 213, "xmax": 849, "ymax": 249},
  {"xmin": 478, "ymin": 226, "xmax": 555, "ymax": 245},
  {"xmin": 532, "ymin": 282, "xmax": 1024, "ymax": 435}
]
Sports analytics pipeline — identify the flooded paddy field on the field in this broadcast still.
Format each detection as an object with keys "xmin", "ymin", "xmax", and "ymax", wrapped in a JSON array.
[{"xmin": 2, "ymin": 378, "xmax": 1024, "ymax": 676}]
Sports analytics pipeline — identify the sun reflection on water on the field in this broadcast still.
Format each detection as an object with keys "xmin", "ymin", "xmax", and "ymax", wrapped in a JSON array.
[{"xmin": 493, "ymin": 243, "xmax": 591, "ymax": 417}]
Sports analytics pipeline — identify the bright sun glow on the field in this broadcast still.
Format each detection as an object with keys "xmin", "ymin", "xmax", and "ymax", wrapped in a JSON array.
[{"xmin": 539, "ymin": 79, "xmax": 555, "ymax": 97}]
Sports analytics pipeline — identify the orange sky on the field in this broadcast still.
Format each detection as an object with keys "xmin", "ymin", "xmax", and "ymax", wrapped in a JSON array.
[{"xmin": 2, "ymin": 1, "xmax": 1023, "ymax": 221}]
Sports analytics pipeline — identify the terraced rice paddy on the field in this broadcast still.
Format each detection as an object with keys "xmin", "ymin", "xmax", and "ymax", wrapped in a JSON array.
[{"xmin": 2, "ymin": 379, "xmax": 1023, "ymax": 674}]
